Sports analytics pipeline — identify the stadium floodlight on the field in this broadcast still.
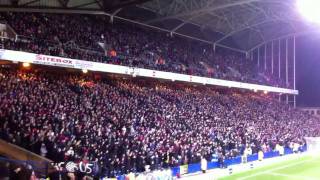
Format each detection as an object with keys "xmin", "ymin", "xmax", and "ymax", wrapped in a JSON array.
[
  {"xmin": 82, "ymin": 69, "xmax": 88, "ymax": 74},
  {"xmin": 297, "ymin": 0, "xmax": 320, "ymax": 23}
]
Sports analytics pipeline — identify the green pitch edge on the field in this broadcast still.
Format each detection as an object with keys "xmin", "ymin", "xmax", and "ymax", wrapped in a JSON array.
[{"xmin": 218, "ymin": 155, "xmax": 320, "ymax": 180}]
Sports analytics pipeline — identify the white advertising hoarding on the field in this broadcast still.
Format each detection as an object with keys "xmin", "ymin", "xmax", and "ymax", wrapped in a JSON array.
[{"xmin": 0, "ymin": 49, "xmax": 298, "ymax": 95}]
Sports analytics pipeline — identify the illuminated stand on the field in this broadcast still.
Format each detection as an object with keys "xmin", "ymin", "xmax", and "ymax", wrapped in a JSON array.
[{"xmin": 249, "ymin": 36, "xmax": 297, "ymax": 107}]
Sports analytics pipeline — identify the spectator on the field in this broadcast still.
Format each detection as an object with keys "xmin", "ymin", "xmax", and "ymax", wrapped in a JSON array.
[
  {"xmin": 0, "ymin": 65, "xmax": 318, "ymax": 178},
  {"xmin": 0, "ymin": 12, "xmax": 287, "ymax": 88}
]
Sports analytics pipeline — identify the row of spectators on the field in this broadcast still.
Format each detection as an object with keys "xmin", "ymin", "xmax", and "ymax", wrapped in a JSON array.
[
  {"xmin": 0, "ymin": 12, "xmax": 287, "ymax": 87},
  {"xmin": 0, "ymin": 66, "xmax": 317, "ymax": 178}
]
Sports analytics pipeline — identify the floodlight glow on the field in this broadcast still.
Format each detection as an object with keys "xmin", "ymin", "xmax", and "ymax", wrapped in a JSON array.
[
  {"xmin": 82, "ymin": 69, "xmax": 88, "ymax": 73},
  {"xmin": 297, "ymin": 0, "xmax": 320, "ymax": 23},
  {"xmin": 22, "ymin": 62, "xmax": 30, "ymax": 68}
]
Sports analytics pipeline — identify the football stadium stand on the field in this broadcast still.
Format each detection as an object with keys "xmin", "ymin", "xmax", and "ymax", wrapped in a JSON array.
[
  {"xmin": 0, "ymin": 65, "xmax": 318, "ymax": 178},
  {"xmin": 0, "ymin": 0, "xmax": 318, "ymax": 179}
]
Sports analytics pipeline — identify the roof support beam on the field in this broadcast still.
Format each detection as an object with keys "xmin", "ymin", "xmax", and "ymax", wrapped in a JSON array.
[
  {"xmin": 214, "ymin": 19, "xmax": 275, "ymax": 45},
  {"xmin": 112, "ymin": 8, "xmax": 122, "ymax": 16},
  {"xmin": 110, "ymin": 8, "xmax": 122, "ymax": 23},
  {"xmin": 215, "ymin": 43, "xmax": 247, "ymax": 54},
  {"xmin": 57, "ymin": 0, "xmax": 69, "ymax": 8},
  {"xmin": 113, "ymin": 14, "xmax": 215, "ymax": 44},
  {"xmin": 71, "ymin": 1, "xmax": 97, "ymax": 8},
  {"xmin": 20, "ymin": 0, "xmax": 40, "ymax": 6},
  {"xmin": 247, "ymin": 30, "xmax": 319, "ymax": 52},
  {"xmin": 170, "ymin": 21, "xmax": 186, "ymax": 32},
  {"xmin": 103, "ymin": 0, "xmax": 152, "ymax": 11},
  {"xmin": 94, "ymin": 0, "xmax": 103, "ymax": 9},
  {"xmin": 169, "ymin": 0, "xmax": 259, "ymax": 35},
  {"xmin": 168, "ymin": 0, "xmax": 217, "ymax": 33},
  {"xmin": 147, "ymin": 0, "xmax": 260, "ymax": 24}
]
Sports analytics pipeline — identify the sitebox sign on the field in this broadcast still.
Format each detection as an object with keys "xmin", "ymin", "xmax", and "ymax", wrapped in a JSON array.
[{"xmin": 34, "ymin": 54, "xmax": 75, "ymax": 68}]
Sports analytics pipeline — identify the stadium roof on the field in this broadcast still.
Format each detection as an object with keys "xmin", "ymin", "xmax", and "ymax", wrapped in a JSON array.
[{"xmin": 0, "ymin": 0, "xmax": 318, "ymax": 53}]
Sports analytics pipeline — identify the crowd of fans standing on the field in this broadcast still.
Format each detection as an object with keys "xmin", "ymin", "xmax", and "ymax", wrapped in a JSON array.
[
  {"xmin": 0, "ymin": 66, "xmax": 318, "ymax": 178},
  {"xmin": 0, "ymin": 12, "xmax": 287, "ymax": 87}
]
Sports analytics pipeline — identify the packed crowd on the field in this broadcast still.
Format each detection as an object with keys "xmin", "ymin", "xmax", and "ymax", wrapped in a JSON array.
[
  {"xmin": 0, "ymin": 12, "xmax": 287, "ymax": 87},
  {"xmin": 0, "ymin": 66, "xmax": 317, "ymax": 178}
]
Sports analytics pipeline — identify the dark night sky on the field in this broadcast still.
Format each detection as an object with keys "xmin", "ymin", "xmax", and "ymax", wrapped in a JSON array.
[{"xmin": 297, "ymin": 34, "xmax": 320, "ymax": 107}]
